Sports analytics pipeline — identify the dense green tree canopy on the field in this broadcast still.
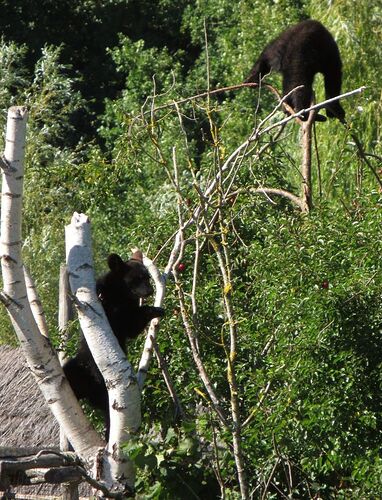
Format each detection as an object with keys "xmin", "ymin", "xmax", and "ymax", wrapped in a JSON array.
[{"xmin": 0, "ymin": 0, "xmax": 381, "ymax": 497}]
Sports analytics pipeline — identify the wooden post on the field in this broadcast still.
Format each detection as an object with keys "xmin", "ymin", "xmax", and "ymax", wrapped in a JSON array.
[
  {"xmin": 58, "ymin": 263, "xmax": 78, "ymax": 500},
  {"xmin": 58, "ymin": 263, "xmax": 73, "ymax": 363},
  {"xmin": 300, "ymin": 109, "xmax": 316, "ymax": 212}
]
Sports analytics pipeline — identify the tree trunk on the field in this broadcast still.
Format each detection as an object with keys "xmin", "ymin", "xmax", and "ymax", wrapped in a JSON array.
[
  {"xmin": 58, "ymin": 264, "xmax": 79, "ymax": 500},
  {"xmin": 0, "ymin": 106, "xmax": 103, "ymax": 469},
  {"xmin": 300, "ymin": 110, "xmax": 315, "ymax": 212},
  {"xmin": 65, "ymin": 213, "xmax": 141, "ymax": 494}
]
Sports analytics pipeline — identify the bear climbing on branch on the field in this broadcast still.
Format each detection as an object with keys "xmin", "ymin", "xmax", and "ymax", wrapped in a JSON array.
[
  {"xmin": 246, "ymin": 19, "xmax": 345, "ymax": 122},
  {"xmin": 96, "ymin": 251, "xmax": 164, "ymax": 341},
  {"xmin": 63, "ymin": 250, "xmax": 164, "ymax": 438}
]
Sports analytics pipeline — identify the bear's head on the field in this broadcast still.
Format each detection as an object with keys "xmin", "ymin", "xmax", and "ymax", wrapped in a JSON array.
[{"xmin": 107, "ymin": 251, "xmax": 153, "ymax": 299}]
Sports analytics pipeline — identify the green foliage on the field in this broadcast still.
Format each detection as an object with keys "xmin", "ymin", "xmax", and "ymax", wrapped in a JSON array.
[
  {"xmin": 0, "ymin": 41, "xmax": 86, "ymax": 344},
  {"xmin": 0, "ymin": 0, "xmax": 381, "ymax": 497},
  {"xmin": 0, "ymin": 39, "xmax": 29, "ymax": 108},
  {"xmin": 99, "ymin": 36, "xmax": 186, "ymax": 148},
  {"xmin": 124, "ymin": 423, "xmax": 220, "ymax": 499},
  {"xmin": 232, "ymin": 199, "xmax": 382, "ymax": 496},
  {"xmin": 26, "ymin": 45, "xmax": 85, "ymax": 150}
]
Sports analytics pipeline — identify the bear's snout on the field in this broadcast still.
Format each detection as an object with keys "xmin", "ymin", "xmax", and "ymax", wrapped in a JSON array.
[{"xmin": 133, "ymin": 282, "xmax": 153, "ymax": 298}]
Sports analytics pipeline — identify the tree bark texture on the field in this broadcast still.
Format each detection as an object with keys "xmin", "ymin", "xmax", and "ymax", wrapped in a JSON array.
[
  {"xmin": 0, "ymin": 107, "xmax": 102, "ymax": 469},
  {"xmin": 65, "ymin": 212, "xmax": 141, "ymax": 493}
]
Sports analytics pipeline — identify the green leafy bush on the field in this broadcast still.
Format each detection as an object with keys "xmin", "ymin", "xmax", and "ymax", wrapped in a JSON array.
[{"xmin": 0, "ymin": 0, "xmax": 381, "ymax": 497}]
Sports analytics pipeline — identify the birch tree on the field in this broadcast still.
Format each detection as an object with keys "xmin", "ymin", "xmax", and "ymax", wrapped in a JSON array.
[
  {"xmin": 65, "ymin": 212, "xmax": 141, "ymax": 493},
  {"xmin": 0, "ymin": 106, "xmax": 158, "ymax": 497},
  {"xmin": 0, "ymin": 107, "xmax": 101, "ymax": 461}
]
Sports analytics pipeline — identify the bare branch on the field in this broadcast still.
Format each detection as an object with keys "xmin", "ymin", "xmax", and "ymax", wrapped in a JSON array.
[
  {"xmin": 257, "ymin": 86, "xmax": 366, "ymax": 138},
  {"xmin": 137, "ymin": 251, "xmax": 166, "ymax": 389},
  {"xmin": 253, "ymin": 188, "xmax": 305, "ymax": 210},
  {"xmin": 152, "ymin": 337, "xmax": 186, "ymax": 420},
  {"xmin": 212, "ymin": 239, "xmax": 248, "ymax": 499},
  {"xmin": 24, "ymin": 266, "xmax": 49, "ymax": 338},
  {"xmin": 346, "ymin": 127, "xmax": 382, "ymax": 190},
  {"xmin": 172, "ymin": 238, "xmax": 229, "ymax": 428},
  {"xmin": 300, "ymin": 109, "xmax": 317, "ymax": 212}
]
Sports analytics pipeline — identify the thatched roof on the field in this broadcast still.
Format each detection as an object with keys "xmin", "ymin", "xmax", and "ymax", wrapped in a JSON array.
[
  {"xmin": 0, "ymin": 345, "xmax": 60, "ymax": 449},
  {"xmin": 0, "ymin": 345, "xmax": 91, "ymax": 498}
]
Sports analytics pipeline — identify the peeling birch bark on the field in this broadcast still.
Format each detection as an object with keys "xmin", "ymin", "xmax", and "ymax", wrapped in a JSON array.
[
  {"xmin": 0, "ymin": 106, "xmax": 102, "ymax": 469},
  {"xmin": 24, "ymin": 266, "xmax": 49, "ymax": 338},
  {"xmin": 65, "ymin": 213, "xmax": 141, "ymax": 494}
]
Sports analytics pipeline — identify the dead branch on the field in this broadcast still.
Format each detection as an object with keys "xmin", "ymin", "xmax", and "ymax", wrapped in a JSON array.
[
  {"xmin": 347, "ymin": 127, "xmax": 382, "ymax": 190},
  {"xmin": 1, "ymin": 452, "xmax": 79, "ymax": 473},
  {"xmin": 24, "ymin": 267, "xmax": 49, "ymax": 338},
  {"xmin": 0, "ymin": 450, "xmax": 133, "ymax": 498},
  {"xmin": 10, "ymin": 466, "xmax": 83, "ymax": 486},
  {"xmin": 300, "ymin": 108, "xmax": 317, "ymax": 212},
  {"xmin": 252, "ymin": 188, "xmax": 305, "ymax": 210},
  {"xmin": 58, "ymin": 263, "xmax": 74, "ymax": 364},
  {"xmin": 212, "ymin": 240, "xmax": 248, "ymax": 499},
  {"xmin": 173, "ymin": 256, "xmax": 230, "ymax": 429},
  {"xmin": 258, "ymin": 86, "xmax": 366, "ymax": 139}
]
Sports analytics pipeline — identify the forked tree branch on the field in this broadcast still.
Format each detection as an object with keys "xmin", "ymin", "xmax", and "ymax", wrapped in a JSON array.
[{"xmin": 0, "ymin": 107, "xmax": 103, "ymax": 466}]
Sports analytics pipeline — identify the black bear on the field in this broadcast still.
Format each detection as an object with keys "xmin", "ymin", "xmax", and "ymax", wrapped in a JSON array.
[
  {"xmin": 63, "ymin": 250, "xmax": 164, "ymax": 438},
  {"xmin": 246, "ymin": 19, "xmax": 345, "ymax": 122}
]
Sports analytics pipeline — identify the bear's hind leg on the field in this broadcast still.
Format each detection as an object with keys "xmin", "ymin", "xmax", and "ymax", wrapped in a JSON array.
[
  {"xmin": 283, "ymin": 74, "xmax": 326, "ymax": 122},
  {"xmin": 323, "ymin": 67, "xmax": 345, "ymax": 121}
]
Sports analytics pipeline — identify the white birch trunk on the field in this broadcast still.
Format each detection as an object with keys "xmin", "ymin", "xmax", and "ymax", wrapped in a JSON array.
[
  {"xmin": 0, "ymin": 106, "xmax": 103, "ymax": 467},
  {"xmin": 65, "ymin": 212, "xmax": 141, "ymax": 492},
  {"xmin": 24, "ymin": 266, "xmax": 49, "ymax": 338}
]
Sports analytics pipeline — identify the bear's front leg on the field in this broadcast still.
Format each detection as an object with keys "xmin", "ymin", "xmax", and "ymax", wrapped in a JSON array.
[{"xmin": 142, "ymin": 305, "xmax": 165, "ymax": 321}]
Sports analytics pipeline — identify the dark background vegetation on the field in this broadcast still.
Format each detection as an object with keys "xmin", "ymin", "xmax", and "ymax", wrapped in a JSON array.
[{"xmin": 0, "ymin": 0, "xmax": 381, "ymax": 498}]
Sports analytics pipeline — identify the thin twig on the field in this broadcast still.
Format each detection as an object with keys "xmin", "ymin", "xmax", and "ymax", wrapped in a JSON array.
[
  {"xmin": 151, "ymin": 337, "xmax": 186, "ymax": 420},
  {"xmin": 252, "ymin": 187, "xmax": 304, "ymax": 210},
  {"xmin": 242, "ymin": 381, "xmax": 272, "ymax": 428},
  {"xmin": 210, "ymin": 237, "xmax": 248, "ymax": 498},
  {"xmin": 346, "ymin": 126, "xmax": 382, "ymax": 190},
  {"xmin": 173, "ymin": 265, "xmax": 230, "ymax": 428},
  {"xmin": 257, "ymin": 86, "xmax": 366, "ymax": 139}
]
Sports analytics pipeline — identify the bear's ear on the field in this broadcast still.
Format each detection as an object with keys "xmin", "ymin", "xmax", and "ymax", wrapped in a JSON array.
[
  {"xmin": 107, "ymin": 253, "xmax": 124, "ymax": 271},
  {"xmin": 131, "ymin": 249, "xmax": 143, "ymax": 262}
]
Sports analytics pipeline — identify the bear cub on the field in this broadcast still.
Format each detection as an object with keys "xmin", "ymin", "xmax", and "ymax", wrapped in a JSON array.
[
  {"xmin": 63, "ymin": 250, "xmax": 164, "ymax": 437},
  {"xmin": 96, "ymin": 251, "xmax": 164, "ymax": 342},
  {"xmin": 246, "ymin": 20, "xmax": 345, "ymax": 122}
]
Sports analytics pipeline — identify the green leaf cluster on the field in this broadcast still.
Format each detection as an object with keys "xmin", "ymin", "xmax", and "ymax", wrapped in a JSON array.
[{"xmin": 0, "ymin": 0, "xmax": 381, "ymax": 497}]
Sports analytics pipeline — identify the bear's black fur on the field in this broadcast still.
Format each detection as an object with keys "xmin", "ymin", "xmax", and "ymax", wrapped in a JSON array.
[
  {"xmin": 246, "ymin": 20, "xmax": 345, "ymax": 122},
  {"xmin": 63, "ymin": 250, "xmax": 164, "ymax": 437},
  {"xmin": 96, "ymin": 251, "xmax": 164, "ymax": 341}
]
